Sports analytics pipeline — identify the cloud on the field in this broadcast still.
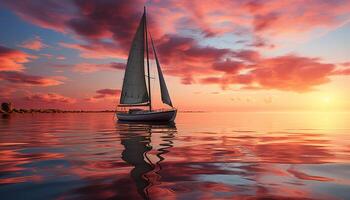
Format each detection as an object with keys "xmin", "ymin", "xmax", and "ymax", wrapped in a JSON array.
[
  {"xmin": 19, "ymin": 36, "xmax": 47, "ymax": 51},
  {"xmin": 85, "ymin": 88, "xmax": 121, "ymax": 102},
  {"xmin": 59, "ymin": 41, "xmax": 126, "ymax": 59},
  {"xmin": 40, "ymin": 53, "xmax": 53, "ymax": 59},
  {"xmin": 150, "ymin": 34, "xmax": 342, "ymax": 92},
  {"xmin": 332, "ymin": 68, "xmax": 350, "ymax": 75},
  {"xmin": 0, "ymin": 45, "xmax": 34, "ymax": 71},
  {"xmin": 232, "ymin": 50, "xmax": 261, "ymax": 63},
  {"xmin": 56, "ymin": 56, "xmax": 65, "ymax": 60},
  {"xmin": 153, "ymin": 0, "xmax": 350, "ymax": 40},
  {"xmin": 247, "ymin": 1, "xmax": 350, "ymax": 34},
  {"xmin": 72, "ymin": 62, "xmax": 125, "ymax": 73},
  {"xmin": 3, "ymin": 0, "xmax": 350, "ymax": 45},
  {"xmin": 212, "ymin": 60, "xmax": 246, "ymax": 74},
  {"xmin": 2, "ymin": 0, "xmax": 349, "ymax": 93},
  {"xmin": 110, "ymin": 62, "xmax": 125, "ymax": 70},
  {"xmin": 24, "ymin": 93, "xmax": 76, "ymax": 104},
  {"xmin": 154, "ymin": 34, "xmax": 231, "ymax": 84},
  {"xmin": 0, "ymin": 85, "xmax": 16, "ymax": 99},
  {"xmin": 96, "ymin": 89, "xmax": 121, "ymax": 96},
  {"xmin": 0, "ymin": 71, "xmax": 64, "ymax": 86},
  {"xmin": 69, "ymin": 0, "xmax": 147, "ymax": 46},
  {"xmin": 248, "ymin": 36, "xmax": 275, "ymax": 49},
  {"xmin": 340, "ymin": 62, "xmax": 350, "ymax": 67},
  {"xmin": 202, "ymin": 53, "xmax": 337, "ymax": 92},
  {"xmin": 165, "ymin": 0, "xmax": 350, "ymax": 39},
  {"xmin": 250, "ymin": 55, "xmax": 335, "ymax": 92},
  {"xmin": 0, "ymin": 0, "xmax": 76, "ymax": 32}
]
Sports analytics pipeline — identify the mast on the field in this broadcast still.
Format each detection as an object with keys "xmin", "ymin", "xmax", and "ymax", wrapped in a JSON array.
[{"xmin": 144, "ymin": 6, "xmax": 152, "ymax": 111}]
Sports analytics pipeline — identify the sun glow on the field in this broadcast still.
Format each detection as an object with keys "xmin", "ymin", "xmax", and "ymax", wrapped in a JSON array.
[{"xmin": 322, "ymin": 96, "xmax": 331, "ymax": 104}]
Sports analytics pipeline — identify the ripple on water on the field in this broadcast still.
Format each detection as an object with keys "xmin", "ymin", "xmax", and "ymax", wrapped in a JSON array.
[{"xmin": 0, "ymin": 112, "xmax": 349, "ymax": 200}]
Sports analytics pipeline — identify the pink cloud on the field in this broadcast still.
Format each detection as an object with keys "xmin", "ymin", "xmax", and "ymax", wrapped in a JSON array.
[
  {"xmin": 59, "ymin": 41, "xmax": 126, "ymax": 59},
  {"xmin": 19, "ymin": 36, "xmax": 47, "ymax": 51},
  {"xmin": 149, "ymin": 35, "xmax": 343, "ymax": 92},
  {"xmin": 247, "ymin": 0, "xmax": 350, "ymax": 35},
  {"xmin": 212, "ymin": 60, "xmax": 245, "ymax": 74},
  {"xmin": 109, "ymin": 62, "xmax": 125, "ymax": 70},
  {"xmin": 40, "ymin": 53, "xmax": 53, "ymax": 59},
  {"xmin": 3, "ymin": 0, "xmax": 350, "ymax": 46},
  {"xmin": 56, "ymin": 56, "xmax": 65, "ymax": 60},
  {"xmin": 202, "ymin": 54, "xmax": 337, "ymax": 92},
  {"xmin": 152, "ymin": 0, "xmax": 350, "ymax": 40},
  {"xmin": 24, "ymin": 93, "xmax": 76, "ymax": 104},
  {"xmin": 232, "ymin": 50, "xmax": 261, "ymax": 63},
  {"xmin": 85, "ymin": 88, "xmax": 121, "ymax": 102},
  {"xmin": 0, "ymin": 45, "xmax": 34, "ymax": 71},
  {"xmin": 0, "ymin": 71, "xmax": 64, "ymax": 86},
  {"xmin": 332, "ymin": 68, "xmax": 350, "ymax": 75},
  {"xmin": 0, "ymin": 85, "xmax": 16, "ymax": 99},
  {"xmin": 2, "ymin": 0, "xmax": 349, "ymax": 94},
  {"xmin": 154, "ymin": 34, "xmax": 231, "ymax": 84},
  {"xmin": 1, "ymin": 0, "xmax": 149, "ymax": 57},
  {"xmin": 341, "ymin": 62, "xmax": 350, "ymax": 67},
  {"xmin": 251, "ymin": 55, "xmax": 335, "ymax": 92},
  {"xmin": 248, "ymin": 36, "xmax": 275, "ymax": 49},
  {"xmin": 96, "ymin": 89, "xmax": 121, "ymax": 96}
]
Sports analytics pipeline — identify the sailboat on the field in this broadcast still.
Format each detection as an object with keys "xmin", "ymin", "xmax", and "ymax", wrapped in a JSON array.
[{"xmin": 116, "ymin": 7, "xmax": 177, "ymax": 122}]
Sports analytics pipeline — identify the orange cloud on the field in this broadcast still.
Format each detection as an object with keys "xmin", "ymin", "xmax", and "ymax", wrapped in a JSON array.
[
  {"xmin": 19, "ymin": 36, "xmax": 47, "ymax": 51},
  {"xmin": 0, "ymin": 45, "xmax": 33, "ymax": 71}
]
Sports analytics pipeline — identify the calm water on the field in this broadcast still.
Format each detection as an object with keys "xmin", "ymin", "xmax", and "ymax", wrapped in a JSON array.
[{"xmin": 0, "ymin": 112, "xmax": 350, "ymax": 200}]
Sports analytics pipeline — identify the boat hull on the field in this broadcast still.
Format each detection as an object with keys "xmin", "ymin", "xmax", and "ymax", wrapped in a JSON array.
[{"xmin": 116, "ymin": 109, "xmax": 177, "ymax": 122}]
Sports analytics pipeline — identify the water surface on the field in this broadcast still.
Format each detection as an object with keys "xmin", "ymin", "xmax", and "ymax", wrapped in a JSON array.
[{"xmin": 0, "ymin": 112, "xmax": 349, "ymax": 199}]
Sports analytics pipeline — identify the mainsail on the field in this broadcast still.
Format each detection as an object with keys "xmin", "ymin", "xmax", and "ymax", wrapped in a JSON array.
[
  {"xmin": 151, "ymin": 37, "xmax": 173, "ymax": 107},
  {"xmin": 120, "ymin": 12, "xmax": 149, "ymax": 105}
]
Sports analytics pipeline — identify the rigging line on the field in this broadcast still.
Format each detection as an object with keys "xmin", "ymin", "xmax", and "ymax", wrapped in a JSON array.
[
  {"xmin": 152, "ymin": 66, "xmax": 156, "ymax": 98},
  {"xmin": 149, "ymin": 32, "xmax": 159, "ymax": 104}
]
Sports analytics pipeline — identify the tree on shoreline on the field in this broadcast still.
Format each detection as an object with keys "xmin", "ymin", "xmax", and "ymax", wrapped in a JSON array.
[{"xmin": 1, "ymin": 102, "xmax": 13, "ymax": 113}]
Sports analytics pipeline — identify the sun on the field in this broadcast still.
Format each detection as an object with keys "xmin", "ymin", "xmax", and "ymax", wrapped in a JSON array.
[{"xmin": 322, "ymin": 96, "xmax": 331, "ymax": 104}]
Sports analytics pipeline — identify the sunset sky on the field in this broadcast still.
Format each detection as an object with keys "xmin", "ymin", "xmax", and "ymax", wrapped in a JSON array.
[{"xmin": 0, "ymin": 0, "xmax": 349, "ymax": 111}]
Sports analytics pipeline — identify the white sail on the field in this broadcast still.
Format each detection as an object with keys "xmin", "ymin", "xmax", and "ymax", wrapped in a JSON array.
[
  {"xmin": 151, "ymin": 37, "xmax": 173, "ymax": 107},
  {"xmin": 120, "ymin": 13, "xmax": 149, "ymax": 105}
]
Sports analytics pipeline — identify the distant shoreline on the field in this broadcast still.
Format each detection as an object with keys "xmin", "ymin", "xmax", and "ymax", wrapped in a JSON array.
[
  {"xmin": 0, "ymin": 109, "xmax": 116, "ymax": 114},
  {"xmin": 1, "ymin": 109, "xmax": 207, "ymax": 114}
]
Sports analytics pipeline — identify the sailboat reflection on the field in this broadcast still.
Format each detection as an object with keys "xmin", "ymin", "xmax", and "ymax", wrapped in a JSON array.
[{"xmin": 118, "ymin": 121, "xmax": 177, "ymax": 200}]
